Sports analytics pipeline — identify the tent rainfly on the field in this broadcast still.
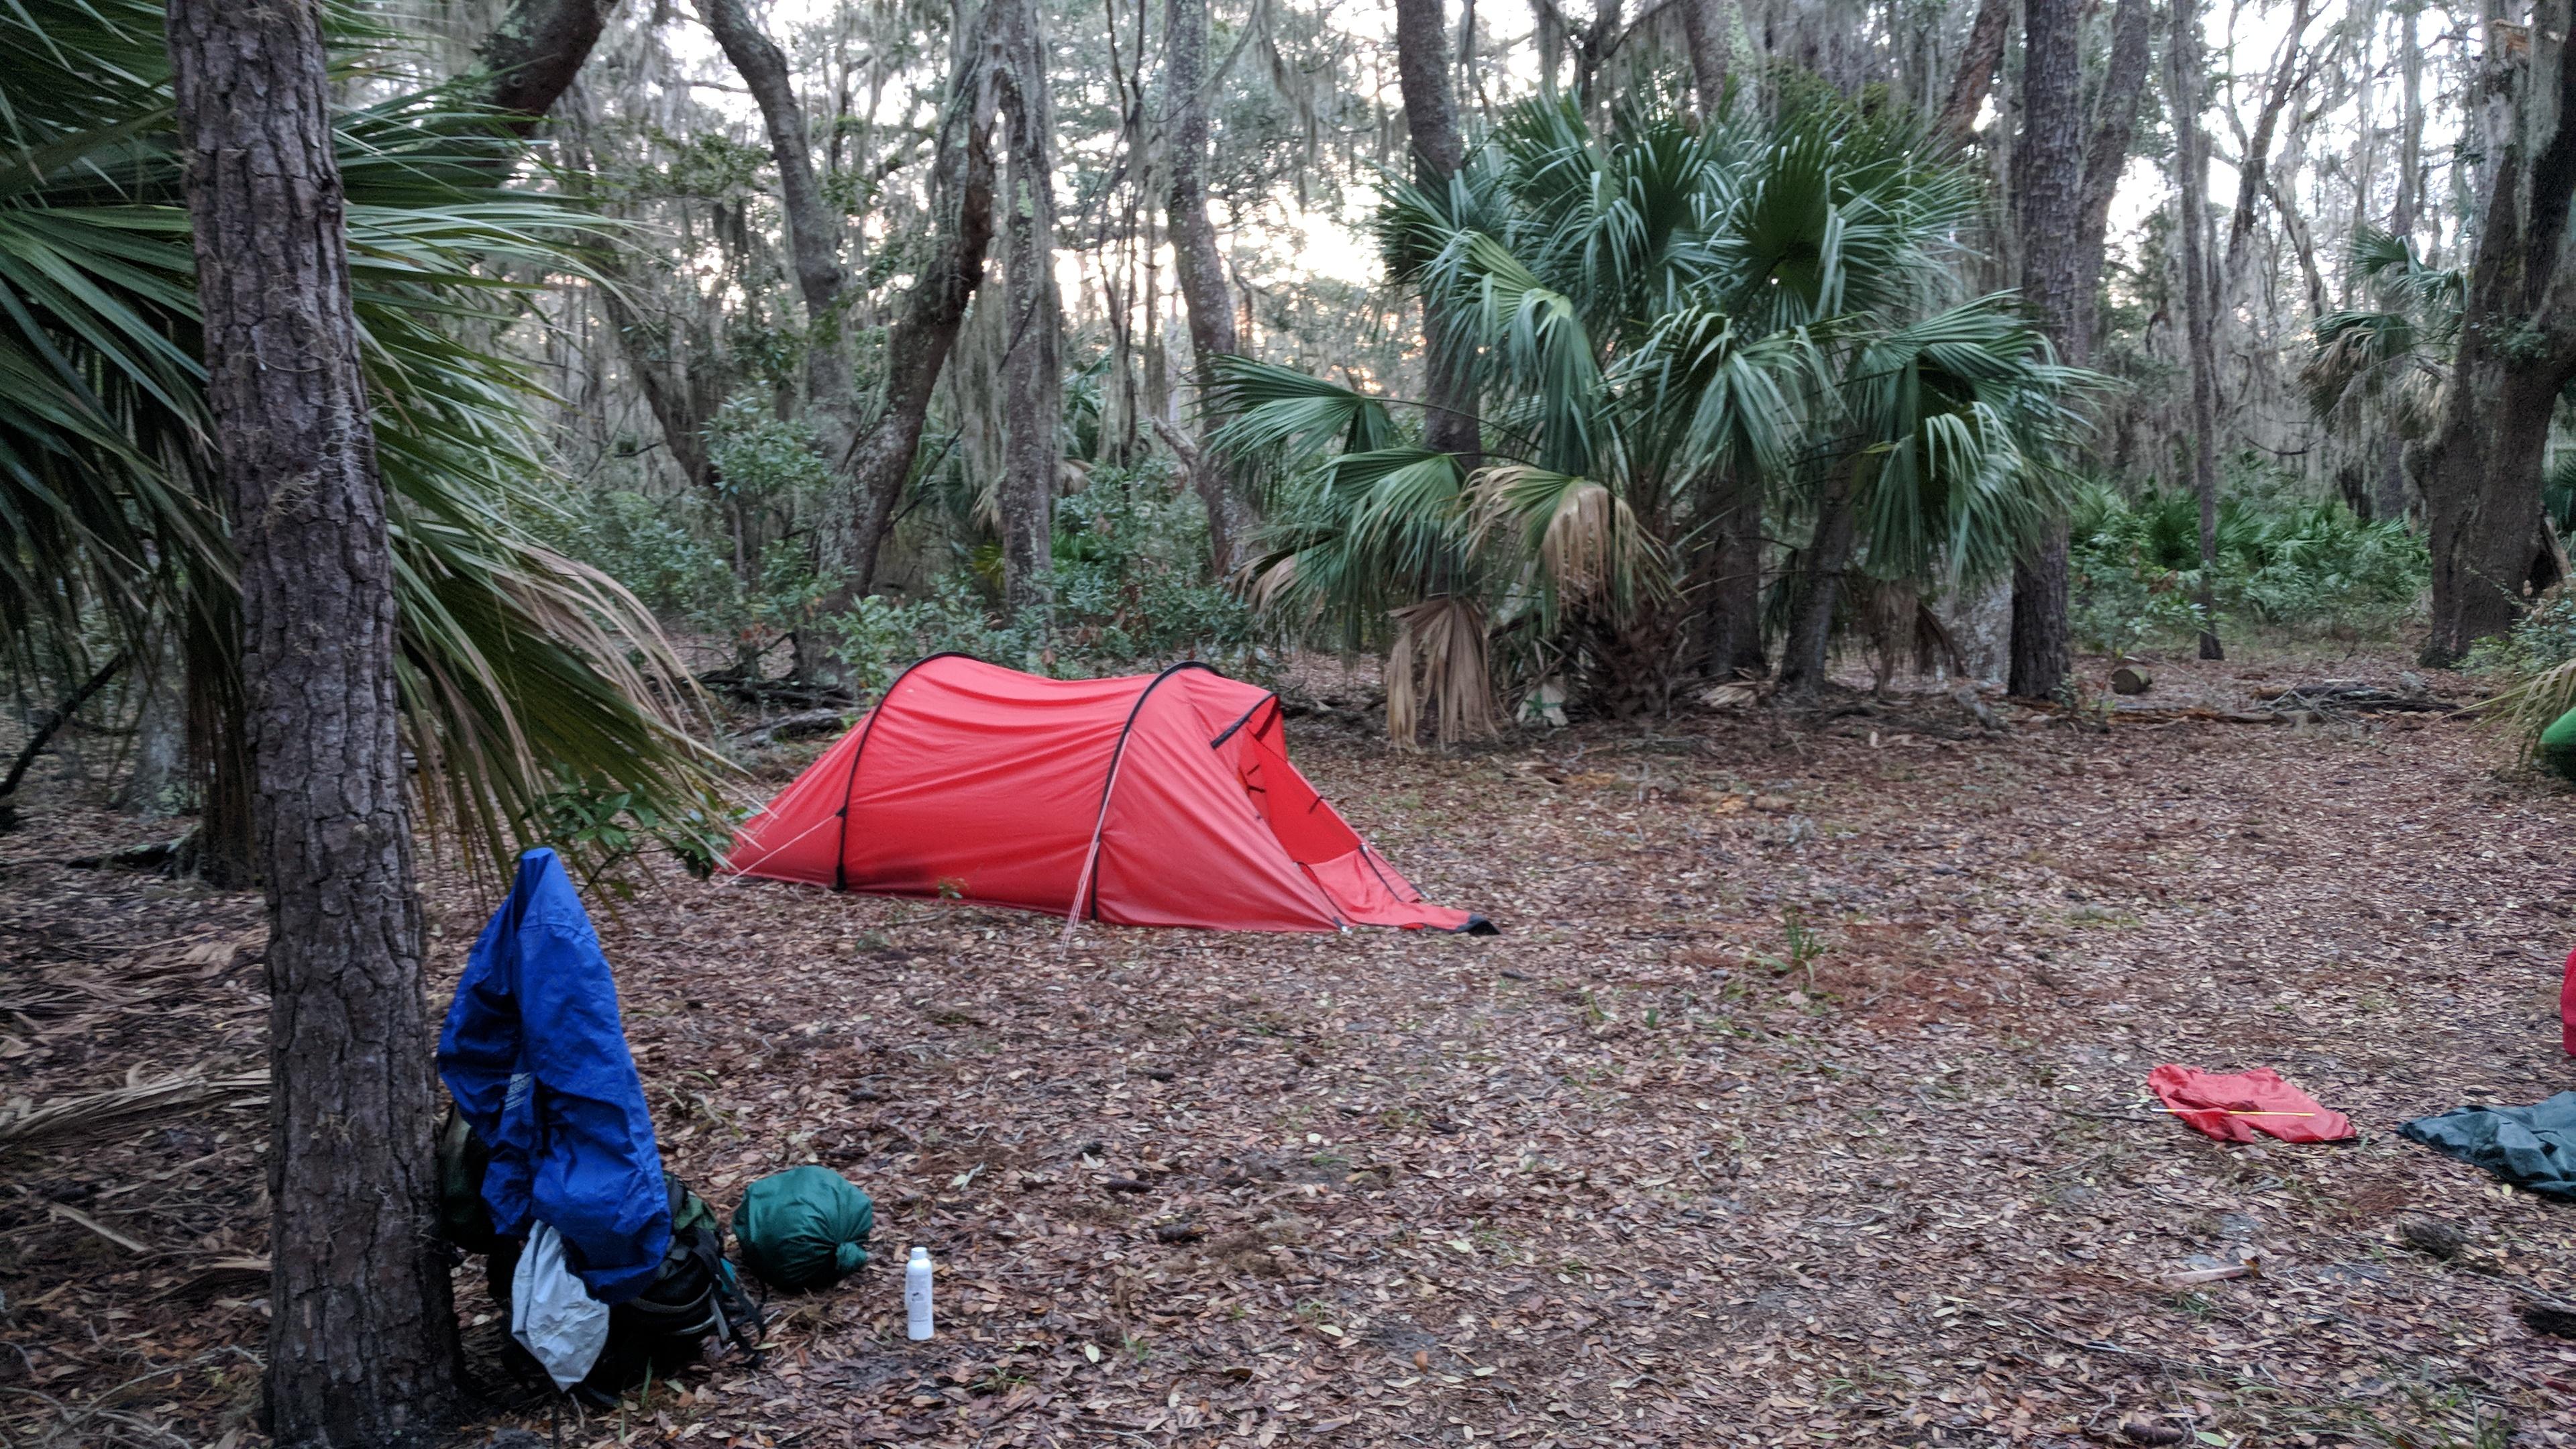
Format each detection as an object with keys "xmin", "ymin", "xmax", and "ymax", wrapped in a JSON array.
[{"xmin": 724, "ymin": 654, "xmax": 1491, "ymax": 934}]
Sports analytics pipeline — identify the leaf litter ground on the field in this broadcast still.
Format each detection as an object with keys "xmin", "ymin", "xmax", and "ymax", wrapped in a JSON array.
[{"xmin": 3, "ymin": 647, "xmax": 2574, "ymax": 1448}]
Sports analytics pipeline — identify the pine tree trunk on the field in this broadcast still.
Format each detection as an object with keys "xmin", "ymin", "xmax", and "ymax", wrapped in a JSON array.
[
  {"xmin": 2006, "ymin": 0, "xmax": 2083, "ymax": 698},
  {"xmin": 2168, "ymin": 0, "xmax": 2224, "ymax": 659},
  {"xmin": 1164, "ymin": 0, "xmax": 1247, "ymax": 572},
  {"xmin": 165, "ymin": 2, "xmax": 456, "ymax": 1444},
  {"xmin": 997, "ymin": 0, "xmax": 1059, "ymax": 623}
]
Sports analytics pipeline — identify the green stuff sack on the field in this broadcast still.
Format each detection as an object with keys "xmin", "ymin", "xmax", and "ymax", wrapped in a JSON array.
[
  {"xmin": 2542, "ymin": 707, "xmax": 2576, "ymax": 781},
  {"xmin": 735, "ymin": 1166, "xmax": 873, "ymax": 1291},
  {"xmin": 435, "ymin": 1103, "xmax": 500, "ymax": 1254}
]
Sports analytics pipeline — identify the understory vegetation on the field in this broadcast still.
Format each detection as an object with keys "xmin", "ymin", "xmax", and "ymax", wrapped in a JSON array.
[{"xmin": 2070, "ymin": 472, "xmax": 2431, "ymax": 655}]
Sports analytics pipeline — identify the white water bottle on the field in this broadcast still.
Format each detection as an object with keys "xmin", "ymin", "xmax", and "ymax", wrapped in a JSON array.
[{"xmin": 904, "ymin": 1246, "xmax": 934, "ymax": 1341}]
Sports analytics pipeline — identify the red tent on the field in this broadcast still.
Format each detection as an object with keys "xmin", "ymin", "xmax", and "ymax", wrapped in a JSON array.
[{"xmin": 724, "ymin": 654, "xmax": 1489, "ymax": 934}]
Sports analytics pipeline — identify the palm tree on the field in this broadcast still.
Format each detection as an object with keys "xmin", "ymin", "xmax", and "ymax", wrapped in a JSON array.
[
  {"xmin": 1218, "ymin": 90, "xmax": 2092, "ymax": 733},
  {"xmin": 0, "ymin": 0, "xmax": 720, "ymax": 877},
  {"xmin": 2303, "ymin": 225, "xmax": 2462, "ymax": 521}
]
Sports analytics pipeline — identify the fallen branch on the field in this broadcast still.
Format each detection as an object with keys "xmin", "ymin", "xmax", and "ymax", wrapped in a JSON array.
[
  {"xmin": 729, "ymin": 706, "xmax": 852, "ymax": 749},
  {"xmin": 64, "ymin": 832, "xmax": 193, "ymax": 872},
  {"xmin": 2258, "ymin": 681, "xmax": 2459, "ymax": 716},
  {"xmin": 156, "ymin": 1256, "xmax": 270, "ymax": 1301},
  {"xmin": 696, "ymin": 669, "xmax": 855, "ymax": 710},
  {"xmin": 2108, "ymin": 708, "xmax": 2290, "ymax": 726}
]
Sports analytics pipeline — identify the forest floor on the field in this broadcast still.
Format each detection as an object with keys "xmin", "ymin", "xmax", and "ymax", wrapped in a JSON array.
[{"xmin": 4, "ymin": 643, "xmax": 2576, "ymax": 1449}]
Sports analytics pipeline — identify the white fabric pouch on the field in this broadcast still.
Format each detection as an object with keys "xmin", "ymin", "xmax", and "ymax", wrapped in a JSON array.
[{"xmin": 511, "ymin": 1222, "xmax": 609, "ymax": 1391}]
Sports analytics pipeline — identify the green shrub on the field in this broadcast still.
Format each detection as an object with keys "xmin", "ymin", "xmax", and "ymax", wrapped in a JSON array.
[
  {"xmin": 534, "ymin": 482, "xmax": 740, "ymax": 627},
  {"xmin": 823, "ymin": 460, "xmax": 1264, "ymax": 689},
  {"xmin": 532, "ymin": 399, "xmax": 840, "ymax": 660},
  {"xmin": 2461, "ymin": 589, "xmax": 2576, "ymax": 765},
  {"xmin": 2465, "ymin": 591, "xmax": 2576, "ymax": 678}
]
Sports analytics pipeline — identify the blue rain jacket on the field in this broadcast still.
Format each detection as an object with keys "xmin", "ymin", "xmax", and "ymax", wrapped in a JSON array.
[{"xmin": 437, "ymin": 849, "xmax": 669, "ymax": 1303}]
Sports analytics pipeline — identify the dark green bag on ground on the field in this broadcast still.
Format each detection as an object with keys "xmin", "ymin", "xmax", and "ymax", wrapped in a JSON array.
[
  {"xmin": 733, "ymin": 1166, "xmax": 873, "ymax": 1290},
  {"xmin": 436, "ymin": 1104, "xmax": 501, "ymax": 1254},
  {"xmin": 2540, "ymin": 707, "xmax": 2576, "ymax": 780},
  {"xmin": 2400, "ymin": 1092, "xmax": 2576, "ymax": 1201}
]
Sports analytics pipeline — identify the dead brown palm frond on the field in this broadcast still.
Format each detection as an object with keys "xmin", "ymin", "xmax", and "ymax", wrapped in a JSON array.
[
  {"xmin": 1468, "ymin": 464, "xmax": 1666, "ymax": 621},
  {"xmin": 0, "ymin": 1067, "xmax": 268, "ymax": 1157},
  {"xmin": 1854, "ymin": 578, "xmax": 1968, "ymax": 694},
  {"xmin": 2473, "ymin": 653, "xmax": 2576, "ymax": 763},
  {"xmin": 1248, "ymin": 553, "xmax": 1303, "ymax": 613},
  {"xmin": 1386, "ymin": 596, "xmax": 1496, "ymax": 750},
  {"xmin": 2302, "ymin": 327, "xmax": 2446, "ymax": 438}
]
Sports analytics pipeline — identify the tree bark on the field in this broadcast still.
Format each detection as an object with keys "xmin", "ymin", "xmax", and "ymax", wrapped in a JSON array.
[
  {"xmin": 996, "ymin": 0, "xmax": 1059, "ymax": 622},
  {"xmin": 2005, "ymin": 0, "xmax": 2083, "ymax": 699},
  {"xmin": 166, "ymin": 2, "xmax": 455, "ymax": 1444},
  {"xmin": 704, "ymin": 0, "xmax": 863, "ymax": 525},
  {"xmin": 2418, "ymin": 8, "xmax": 2576, "ymax": 663},
  {"xmin": 1933, "ymin": 0, "xmax": 2010, "ymax": 150},
  {"xmin": 2381, "ymin": 4, "xmax": 2427, "ymax": 524},
  {"xmin": 1566, "ymin": 0, "xmax": 1624, "ymax": 111},
  {"xmin": 829, "ymin": 0, "xmax": 1005, "ymax": 608},
  {"xmin": 1680, "ymin": 0, "xmax": 1730, "ymax": 115},
  {"xmin": 1394, "ymin": 0, "xmax": 1483, "ymax": 470},
  {"xmin": 705, "ymin": 0, "xmax": 842, "ymax": 321},
  {"xmin": 1165, "ymin": 0, "xmax": 1247, "ymax": 572},
  {"xmin": 1778, "ymin": 466, "xmax": 1860, "ymax": 702},
  {"xmin": 2168, "ymin": 0, "xmax": 2224, "ymax": 659},
  {"xmin": 2072, "ymin": 0, "xmax": 2151, "ymax": 360},
  {"xmin": 1701, "ymin": 482, "xmax": 1766, "ymax": 679},
  {"xmin": 478, "ymin": 0, "xmax": 616, "ymax": 131},
  {"xmin": 1682, "ymin": 0, "xmax": 1759, "ymax": 682},
  {"xmin": 595, "ymin": 269, "xmax": 725, "ymax": 496},
  {"xmin": 188, "ymin": 0, "xmax": 612, "ymax": 886}
]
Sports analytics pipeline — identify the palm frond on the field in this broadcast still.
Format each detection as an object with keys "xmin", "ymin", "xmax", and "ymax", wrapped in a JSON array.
[
  {"xmin": 1207, "ymin": 356, "xmax": 1395, "ymax": 459},
  {"xmin": 1469, "ymin": 465, "xmax": 1666, "ymax": 622},
  {"xmin": 0, "ymin": 0, "xmax": 726, "ymax": 875}
]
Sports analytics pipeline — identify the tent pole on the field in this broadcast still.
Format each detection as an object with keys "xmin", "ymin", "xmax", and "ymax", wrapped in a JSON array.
[{"xmin": 1059, "ymin": 661, "xmax": 1218, "ymax": 944}]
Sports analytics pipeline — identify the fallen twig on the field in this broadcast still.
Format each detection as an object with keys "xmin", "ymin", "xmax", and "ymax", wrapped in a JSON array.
[{"xmin": 47, "ymin": 1200, "xmax": 154, "ymax": 1255}]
